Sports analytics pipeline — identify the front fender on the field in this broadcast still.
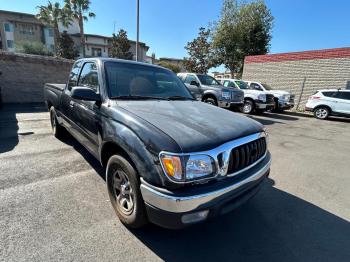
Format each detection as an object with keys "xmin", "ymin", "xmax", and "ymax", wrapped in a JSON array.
[{"xmin": 100, "ymin": 120, "xmax": 168, "ymax": 187}]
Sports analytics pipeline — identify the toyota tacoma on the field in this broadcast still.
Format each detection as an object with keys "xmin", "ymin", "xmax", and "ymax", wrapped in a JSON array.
[{"xmin": 44, "ymin": 58, "xmax": 271, "ymax": 229}]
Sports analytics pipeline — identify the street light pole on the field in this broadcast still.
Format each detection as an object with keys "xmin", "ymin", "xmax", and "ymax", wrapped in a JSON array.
[{"xmin": 136, "ymin": 0, "xmax": 139, "ymax": 62}]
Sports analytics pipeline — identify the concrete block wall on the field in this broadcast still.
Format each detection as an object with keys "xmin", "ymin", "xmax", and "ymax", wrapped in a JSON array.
[
  {"xmin": 242, "ymin": 49, "xmax": 350, "ymax": 110},
  {"xmin": 0, "ymin": 51, "xmax": 73, "ymax": 103}
]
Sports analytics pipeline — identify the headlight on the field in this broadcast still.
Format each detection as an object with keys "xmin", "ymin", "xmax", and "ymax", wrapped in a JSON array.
[
  {"xmin": 160, "ymin": 153, "xmax": 215, "ymax": 182},
  {"xmin": 186, "ymin": 155, "xmax": 213, "ymax": 180},
  {"xmin": 258, "ymin": 94, "xmax": 266, "ymax": 102},
  {"xmin": 282, "ymin": 94, "xmax": 290, "ymax": 101},
  {"xmin": 221, "ymin": 91, "xmax": 231, "ymax": 99}
]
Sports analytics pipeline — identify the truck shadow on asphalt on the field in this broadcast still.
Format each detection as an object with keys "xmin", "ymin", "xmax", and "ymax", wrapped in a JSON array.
[
  {"xmin": 130, "ymin": 178, "xmax": 350, "ymax": 262},
  {"xmin": 0, "ymin": 104, "xmax": 46, "ymax": 154}
]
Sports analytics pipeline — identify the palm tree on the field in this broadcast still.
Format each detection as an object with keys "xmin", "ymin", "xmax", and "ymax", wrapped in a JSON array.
[
  {"xmin": 36, "ymin": 1, "xmax": 72, "ymax": 54},
  {"xmin": 64, "ymin": 0, "xmax": 96, "ymax": 57}
]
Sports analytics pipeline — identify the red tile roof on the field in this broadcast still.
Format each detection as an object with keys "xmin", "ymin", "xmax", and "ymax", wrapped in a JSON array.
[{"xmin": 245, "ymin": 47, "xmax": 350, "ymax": 64}]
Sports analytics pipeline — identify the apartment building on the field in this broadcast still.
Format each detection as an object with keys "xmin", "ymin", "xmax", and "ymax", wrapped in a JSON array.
[
  {"xmin": 70, "ymin": 33, "xmax": 149, "ymax": 61},
  {"xmin": 0, "ymin": 10, "xmax": 150, "ymax": 62},
  {"xmin": 0, "ymin": 10, "xmax": 55, "ymax": 52}
]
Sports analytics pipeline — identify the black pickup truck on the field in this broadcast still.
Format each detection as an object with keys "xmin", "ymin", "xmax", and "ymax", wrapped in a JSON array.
[{"xmin": 44, "ymin": 58, "xmax": 271, "ymax": 229}]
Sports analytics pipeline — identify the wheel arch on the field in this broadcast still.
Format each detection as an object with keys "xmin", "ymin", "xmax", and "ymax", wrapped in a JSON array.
[
  {"xmin": 100, "ymin": 141, "xmax": 135, "ymax": 169},
  {"xmin": 313, "ymin": 104, "xmax": 332, "ymax": 113},
  {"xmin": 202, "ymin": 93, "xmax": 217, "ymax": 102}
]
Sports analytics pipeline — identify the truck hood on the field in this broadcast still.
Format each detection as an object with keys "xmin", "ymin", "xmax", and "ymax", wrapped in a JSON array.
[
  {"xmin": 266, "ymin": 90, "xmax": 290, "ymax": 97},
  {"xmin": 117, "ymin": 100, "xmax": 263, "ymax": 152}
]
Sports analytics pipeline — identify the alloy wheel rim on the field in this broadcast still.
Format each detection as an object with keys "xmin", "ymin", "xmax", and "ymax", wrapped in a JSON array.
[
  {"xmin": 112, "ymin": 170, "xmax": 134, "ymax": 215},
  {"xmin": 243, "ymin": 103, "xmax": 252, "ymax": 113},
  {"xmin": 205, "ymin": 100, "xmax": 214, "ymax": 105},
  {"xmin": 316, "ymin": 109, "xmax": 327, "ymax": 118}
]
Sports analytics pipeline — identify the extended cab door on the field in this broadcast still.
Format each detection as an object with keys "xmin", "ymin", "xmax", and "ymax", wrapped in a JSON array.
[
  {"xmin": 184, "ymin": 74, "xmax": 202, "ymax": 100},
  {"xmin": 59, "ymin": 60, "xmax": 83, "ymax": 133},
  {"xmin": 71, "ymin": 61, "xmax": 101, "ymax": 157}
]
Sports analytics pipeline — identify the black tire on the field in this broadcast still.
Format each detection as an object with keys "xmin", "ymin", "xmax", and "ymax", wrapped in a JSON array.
[
  {"xmin": 240, "ymin": 100, "xmax": 255, "ymax": 114},
  {"xmin": 314, "ymin": 107, "xmax": 330, "ymax": 120},
  {"xmin": 203, "ymin": 97, "xmax": 217, "ymax": 106},
  {"xmin": 106, "ymin": 155, "xmax": 148, "ymax": 228},
  {"xmin": 49, "ymin": 106, "xmax": 65, "ymax": 138}
]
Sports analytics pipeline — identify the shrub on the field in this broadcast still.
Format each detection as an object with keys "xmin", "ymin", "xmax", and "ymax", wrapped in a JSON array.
[{"xmin": 16, "ymin": 41, "xmax": 53, "ymax": 56}]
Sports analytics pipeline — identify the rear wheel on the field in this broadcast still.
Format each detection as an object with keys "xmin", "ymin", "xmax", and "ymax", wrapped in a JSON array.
[
  {"xmin": 106, "ymin": 155, "xmax": 148, "ymax": 228},
  {"xmin": 49, "ymin": 107, "xmax": 65, "ymax": 138},
  {"xmin": 240, "ymin": 100, "xmax": 254, "ymax": 114},
  {"xmin": 314, "ymin": 107, "xmax": 329, "ymax": 120}
]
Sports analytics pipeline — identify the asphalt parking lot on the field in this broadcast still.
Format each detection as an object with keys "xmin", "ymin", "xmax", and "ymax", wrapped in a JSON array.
[{"xmin": 1, "ymin": 104, "xmax": 349, "ymax": 262}]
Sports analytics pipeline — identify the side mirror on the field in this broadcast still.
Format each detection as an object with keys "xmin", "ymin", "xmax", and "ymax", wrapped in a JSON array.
[
  {"xmin": 190, "ymin": 80, "xmax": 199, "ymax": 87},
  {"xmin": 71, "ymin": 86, "xmax": 101, "ymax": 102}
]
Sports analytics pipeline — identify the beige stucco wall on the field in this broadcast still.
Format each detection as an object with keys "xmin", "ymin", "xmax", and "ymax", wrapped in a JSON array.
[
  {"xmin": 242, "ymin": 57, "xmax": 350, "ymax": 109},
  {"xmin": 0, "ymin": 52, "xmax": 73, "ymax": 103}
]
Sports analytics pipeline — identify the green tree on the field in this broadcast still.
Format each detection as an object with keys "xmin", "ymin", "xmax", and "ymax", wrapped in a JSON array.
[
  {"xmin": 65, "ymin": 0, "xmax": 95, "ymax": 57},
  {"xmin": 109, "ymin": 29, "xmax": 133, "ymax": 60},
  {"xmin": 157, "ymin": 61, "xmax": 181, "ymax": 74},
  {"xmin": 36, "ymin": 1, "xmax": 72, "ymax": 54},
  {"xmin": 183, "ymin": 27, "xmax": 216, "ymax": 74},
  {"xmin": 57, "ymin": 31, "xmax": 79, "ymax": 59},
  {"xmin": 213, "ymin": 0, "xmax": 273, "ymax": 76}
]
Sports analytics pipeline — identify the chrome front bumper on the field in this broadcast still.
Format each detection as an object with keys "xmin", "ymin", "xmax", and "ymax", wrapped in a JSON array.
[
  {"xmin": 140, "ymin": 152, "xmax": 271, "ymax": 213},
  {"xmin": 256, "ymin": 102, "xmax": 275, "ymax": 109}
]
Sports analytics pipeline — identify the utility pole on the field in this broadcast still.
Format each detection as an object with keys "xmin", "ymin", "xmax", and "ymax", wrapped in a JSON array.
[{"xmin": 136, "ymin": 0, "xmax": 139, "ymax": 61}]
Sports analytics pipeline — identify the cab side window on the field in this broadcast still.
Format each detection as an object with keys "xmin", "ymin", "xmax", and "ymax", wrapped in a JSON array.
[
  {"xmin": 184, "ymin": 75, "xmax": 198, "ymax": 86},
  {"xmin": 67, "ymin": 61, "xmax": 82, "ymax": 91},
  {"xmin": 250, "ymin": 83, "xmax": 263, "ymax": 91},
  {"xmin": 223, "ymin": 80, "xmax": 234, "ymax": 88},
  {"xmin": 78, "ymin": 62, "xmax": 99, "ymax": 93}
]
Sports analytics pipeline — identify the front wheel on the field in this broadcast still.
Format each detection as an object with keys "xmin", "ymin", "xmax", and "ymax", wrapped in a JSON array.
[
  {"xmin": 314, "ymin": 107, "xmax": 329, "ymax": 120},
  {"xmin": 240, "ymin": 100, "xmax": 254, "ymax": 114},
  {"xmin": 106, "ymin": 155, "xmax": 148, "ymax": 228},
  {"xmin": 203, "ymin": 97, "xmax": 217, "ymax": 106}
]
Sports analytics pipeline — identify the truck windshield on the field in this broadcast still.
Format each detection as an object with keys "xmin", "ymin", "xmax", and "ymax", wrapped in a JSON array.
[
  {"xmin": 197, "ymin": 75, "xmax": 220, "ymax": 86},
  {"xmin": 262, "ymin": 83, "xmax": 273, "ymax": 90},
  {"xmin": 234, "ymin": 80, "xmax": 249, "ymax": 90},
  {"xmin": 105, "ymin": 62, "xmax": 193, "ymax": 100}
]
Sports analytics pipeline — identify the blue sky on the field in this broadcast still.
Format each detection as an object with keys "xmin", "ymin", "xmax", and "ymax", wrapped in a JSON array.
[{"xmin": 2, "ymin": 0, "xmax": 350, "ymax": 69}]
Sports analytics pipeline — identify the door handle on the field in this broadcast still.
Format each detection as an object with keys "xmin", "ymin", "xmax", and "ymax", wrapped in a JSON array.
[{"xmin": 69, "ymin": 101, "xmax": 75, "ymax": 108}]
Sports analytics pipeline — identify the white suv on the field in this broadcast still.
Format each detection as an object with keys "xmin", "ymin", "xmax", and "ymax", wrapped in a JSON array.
[{"xmin": 305, "ymin": 89, "xmax": 350, "ymax": 119}]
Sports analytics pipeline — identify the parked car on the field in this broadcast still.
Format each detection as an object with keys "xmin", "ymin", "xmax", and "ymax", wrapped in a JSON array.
[
  {"xmin": 177, "ymin": 73, "xmax": 244, "ymax": 109},
  {"xmin": 44, "ymin": 58, "xmax": 271, "ymax": 229},
  {"xmin": 245, "ymin": 81, "xmax": 295, "ymax": 111},
  {"xmin": 221, "ymin": 79, "xmax": 275, "ymax": 114},
  {"xmin": 305, "ymin": 89, "xmax": 350, "ymax": 119}
]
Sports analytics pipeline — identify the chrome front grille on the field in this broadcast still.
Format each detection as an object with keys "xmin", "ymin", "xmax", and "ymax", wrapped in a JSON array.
[
  {"xmin": 231, "ymin": 92, "xmax": 243, "ymax": 101},
  {"xmin": 227, "ymin": 137, "xmax": 266, "ymax": 174},
  {"xmin": 266, "ymin": 94, "xmax": 275, "ymax": 104}
]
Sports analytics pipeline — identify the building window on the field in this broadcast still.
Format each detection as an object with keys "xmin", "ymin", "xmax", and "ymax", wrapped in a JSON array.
[
  {"xmin": 92, "ymin": 48, "xmax": 102, "ymax": 57},
  {"xmin": 7, "ymin": 40, "xmax": 14, "ymax": 48},
  {"xmin": 48, "ymin": 28, "xmax": 54, "ymax": 37},
  {"xmin": 4, "ymin": 23, "xmax": 12, "ymax": 32},
  {"xmin": 18, "ymin": 24, "xmax": 34, "ymax": 35}
]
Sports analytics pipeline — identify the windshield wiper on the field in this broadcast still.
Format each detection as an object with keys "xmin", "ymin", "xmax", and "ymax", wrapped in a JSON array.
[
  {"xmin": 110, "ymin": 95, "xmax": 167, "ymax": 100},
  {"xmin": 166, "ymin": 96, "xmax": 195, "ymax": 101}
]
